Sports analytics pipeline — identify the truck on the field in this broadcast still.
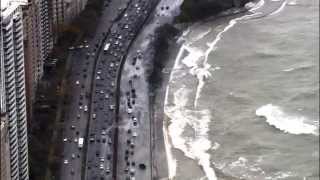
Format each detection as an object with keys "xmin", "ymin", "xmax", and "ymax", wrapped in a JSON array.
[{"xmin": 78, "ymin": 137, "xmax": 84, "ymax": 148}]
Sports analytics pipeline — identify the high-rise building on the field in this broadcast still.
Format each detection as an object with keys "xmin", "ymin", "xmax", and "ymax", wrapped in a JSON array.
[
  {"xmin": 51, "ymin": 0, "xmax": 88, "ymax": 42},
  {"xmin": 1, "ymin": 116, "xmax": 11, "ymax": 180},
  {"xmin": 22, "ymin": 0, "xmax": 53, "ymax": 122},
  {"xmin": 1, "ymin": 1, "xmax": 29, "ymax": 179}
]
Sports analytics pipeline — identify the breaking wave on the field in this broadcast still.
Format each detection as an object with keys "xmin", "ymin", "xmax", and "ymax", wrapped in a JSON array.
[
  {"xmin": 165, "ymin": 86, "xmax": 217, "ymax": 180},
  {"xmin": 256, "ymin": 104, "xmax": 318, "ymax": 135}
]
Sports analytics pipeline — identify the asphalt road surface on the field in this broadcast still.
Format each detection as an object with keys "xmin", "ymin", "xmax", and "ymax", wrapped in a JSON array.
[
  {"xmin": 59, "ymin": 0, "xmax": 130, "ymax": 179},
  {"xmin": 86, "ymin": 0, "xmax": 158, "ymax": 180},
  {"xmin": 59, "ymin": 0, "xmax": 159, "ymax": 180}
]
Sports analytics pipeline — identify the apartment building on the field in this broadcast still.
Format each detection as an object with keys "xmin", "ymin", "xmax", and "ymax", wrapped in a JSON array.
[
  {"xmin": 52, "ymin": 0, "xmax": 88, "ymax": 42},
  {"xmin": 1, "ymin": 1, "xmax": 29, "ymax": 179},
  {"xmin": 21, "ymin": 0, "xmax": 53, "ymax": 122},
  {"xmin": 1, "ymin": 116, "xmax": 11, "ymax": 180}
]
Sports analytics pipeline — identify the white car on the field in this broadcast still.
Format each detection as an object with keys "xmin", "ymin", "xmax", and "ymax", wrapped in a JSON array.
[
  {"xmin": 84, "ymin": 105, "xmax": 88, "ymax": 112},
  {"xmin": 71, "ymin": 154, "xmax": 76, "ymax": 159},
  {"xmin": 68, "ymin": 46, "xmax": 75, "ymax": 50},
  {"xmin": 79, "ymin": 105, "xmax": 83, "ymax": 110},
  {"xmin": 97, "ymin": 71, "xmax": 101, "ymax": 75},
  {"xmin": 100, "ymin": 90, "xmax": 104, "ymax": 94},
  {"xmin": 76, "ymin": 80, "xmax": 80, "ymax": 85},
  {"xmin": 127, "ymin": 108, "xmax": 133, "ymax": 114},
  {"xmin": 132, "ymin": 132, "xmax": 138, "ymax": 137},
  {"xmin": 105, "ymin": 94, "xmax": 109, "ymax": 99},
  {"xmin": 92, "ymin": 113, "xmax": 96, "ymax": 119},
  {"xmin": 74, "ymin": 138, "xmax": 78, "ymax": 143},
  {"xmin": 63, "ymin": 138, "xmax": 68, "ymax": 142},
  {"xmin": 96, "ymin": 76, "xmax": 101, "ymax": 80},
  {"xmin": 64, "ymin": 159, "xmax": 69, "ymax": 164},
  {"xmin": 99, "ymin": 164, "xmax": 104, "ymax": 170}
]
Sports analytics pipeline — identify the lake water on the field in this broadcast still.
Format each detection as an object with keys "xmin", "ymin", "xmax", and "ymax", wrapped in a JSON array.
[{"xmin": 164, "ymin": 0, "xmax": 319, "ymax": 179}]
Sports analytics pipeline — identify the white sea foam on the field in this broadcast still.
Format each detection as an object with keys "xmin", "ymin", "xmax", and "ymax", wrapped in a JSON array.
[
  {"xmin": 163, "ymin": 1, "xmax": 269, "ymax": 179},
  {"xmin": 256, "ymin": 104, "xmax": 318, "ymax": 135},
  {"xmin": 288, "ymin": 0, "xmax": 297, "ymax": 5},
  {"xmin": 247, "ymin": 0, "xmax": 265, "ymax": 12},
  {"xmin": 269, "ymin": 0, "xmax": 287, "ymax": 16},
  {"xmin": 282, "ymin": 68, "xmax": 295, "ymax": 72},
  {"xmin": 266, "ymin": 171, "xmax": 294, "ymax": 179},
  {"xmin": 165, "ymin": 86, "xmax": 217, "ymax": 180},
  {"xmin": 192, "ymin": 0, "xmax": 266, "ymax": 107},
  {"xmin": 191, "ymin": 28, "xmax": 212, "ymax": 42}
]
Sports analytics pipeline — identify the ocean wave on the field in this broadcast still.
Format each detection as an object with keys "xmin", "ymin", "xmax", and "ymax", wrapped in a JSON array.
[
  {"xmin": 162, "ymin": 1, "xmax": 269, "ymax": 179},
  {"xmin": 282, "ymin": 64, "xmax": 314, "ymax": 72},
  {"xmin": 269, "ymin": 0, "xmax": 287, "ymax": 16},
  {"xmin": 165, "ymin": 86, "xmax": 217, "ymax": 180},
  {"xmin": 255, "ymin": 104, "xmax": 318, "ymax": 135}
]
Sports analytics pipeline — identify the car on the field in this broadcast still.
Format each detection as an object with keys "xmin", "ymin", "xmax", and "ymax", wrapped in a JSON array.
[
  {"xmin": 78, "ymin": 45, "xmax": 84, "ymax": 49},
  {"xmin": 71, "ymin": 154, "xmax": 76, "ymax": 159},
  {"xmin": 101, "ymin": 130, "xmax": 106, "ymax": 135},
  {"xmin": 84, "ymin": 105, "xmax": 88, "ymax": 112},
  {"xmin": 77, "ymin": 114, "xmax": 81, "ymax": 119},
  {"xmin": 71, "ymin": 125, "xmax": 75, "ymax": 129},
  {"xmin": 132, "ymin": 117, "xmax": 138, "ymax": 122},
  {"xmin": 127, "ymin": 108, "xmax": 133, "ymax": 114},
  {"xmin": 109, "ymin": 105, "xmax": 115, "ymax": 110},
  {"xmin": 100, "ymin": 158, "xmax": 105, "ymax": 162},
  {"xmin": 64, "ymin": 159, "xmax": 69, "ymax": 164},
  {"xmin": 111, "ymin": 82, "xmax": 115, "ymax": 87},
  {"xmin": 63, "ymin": 138, "xmax": 68, "ymax": 142},
  {"xmin": 74, "ymin": 138, "xmax": 78, "ymax": 143},
  {"xmin": 105, "ymin": 94, "xmax": 109, "ymax": 99},
  {"xmin": 71, "ymin": 169, "xmax": 74, "ymax": 175},
  {"xmin": 79, "ymin": 105, "xmax": 83, "ymax": 110},
  {"xmin": 99, "ymin": 164, "xmax": 104, "ymax": 170},
  {"xmin": 97, "ymin": 71, "xmax": 101, "ymax": 75},
  {"xmin": 132, "ymin": 132, "xmax": 138, "ymax": 137},
  {"xmin": 100, "ymin": 90, "xmax": 104, "ymax": 94},
  {"xmin": 92, "ymin": 113, "xmax": 96, "ymax": 119},
  {"xmin": 107, "ymin": 137, "xmax": 112, "ymax": 144},
  {"xmin": 90, "ymin": 137, "xmax": 95, "ymax": 142},
  {"xmin": 96, "ymin": 76, "xmax": 101, "ymax": 80},
  {"xmin": 76, "ymin": 80, "xmax": 80, "ymax": 85},
  {"xmin": 68, "ymin": 46, "xmax": 75, "ymax": 50}
]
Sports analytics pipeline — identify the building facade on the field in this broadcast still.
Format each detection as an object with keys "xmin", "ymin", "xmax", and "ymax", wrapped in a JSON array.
[
  {"xmin": 1, "ymin": 116, "xmax": 11, "ymax": 180},
  {"xmin": 1, "ymin": 1, "xmax": 29, "ymax": 180},
  {"xmin": 22, "ymin": 0, "xmax": 54, "ymax": 122},
  {"xmin": 51, "ymin": 0, "xmax": 88, "ymax": 42}
]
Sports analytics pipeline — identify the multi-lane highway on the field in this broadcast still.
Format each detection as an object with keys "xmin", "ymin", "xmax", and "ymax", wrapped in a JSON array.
[
  {"xmin": 59, "ymin": 0, "xmax": 130, "ymax": 179},
  {"xmin": 59, "ymin": 0, "xmax": 159, "ymax": 180},
  {"xmin": 86, "ymin": 1, "xmax": 158, "ymax": 180}
]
